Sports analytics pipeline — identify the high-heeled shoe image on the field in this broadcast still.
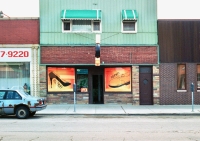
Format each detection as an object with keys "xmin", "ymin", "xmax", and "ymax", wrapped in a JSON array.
[
  {"xmin": 109, "ymin": 72, "xmax": 130, "ymax": 88},
  {"xmin": 49, "ymin": 72, "xmax": 71, "ymax": 88}
]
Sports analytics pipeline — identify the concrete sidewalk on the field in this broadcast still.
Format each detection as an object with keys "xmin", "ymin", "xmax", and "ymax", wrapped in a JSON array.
[{"xmin": 36, "ymin": 104, "xmax": 200, "ymax": 115}]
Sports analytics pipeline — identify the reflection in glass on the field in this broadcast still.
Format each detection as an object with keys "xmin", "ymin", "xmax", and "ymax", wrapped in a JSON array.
[
  {"xmin": 197, "ymin": 65, "xmax": 200, "ymax": 90},
  {"xmin": 76, "ymin": 69, "xmax": 88, "ymax": 92},
  {"xmin": 0, "ymin": 62, "xmax": 30, "ymax": 92},
  {"xmin": 177, "ymin": 64, "xmax": 186, "ymax": 90}
]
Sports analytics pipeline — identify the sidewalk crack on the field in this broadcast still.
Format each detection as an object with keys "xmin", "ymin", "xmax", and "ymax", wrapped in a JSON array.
[{"xmin": 121, "ymin": 106, "xmax": 126, "ymax": 114}]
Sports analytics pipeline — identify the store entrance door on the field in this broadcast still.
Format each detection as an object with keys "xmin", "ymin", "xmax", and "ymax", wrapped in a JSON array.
[
  {"xmin": 89, "ymin": 67, "xmax": 104, "ymax": 104},
  {"xmin": 92, "ymin": 75, "xmax": 103, "ymax": 104}
]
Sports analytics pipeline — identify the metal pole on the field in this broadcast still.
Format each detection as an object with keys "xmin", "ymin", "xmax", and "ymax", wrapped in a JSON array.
[
  {"xmin": 191, "ymin": 83, "xmax": 194, "ymax": 112},
  {"xmin": 74, "ymin": 91, "xmax": 76, "ymax": 112},
  {"xmin": 192, "ymin": 91, "xmax": 194, "ymax": 112},
  {"xmin": 73, "ymin": 83, "xmax": 76, "ymax": 112}
]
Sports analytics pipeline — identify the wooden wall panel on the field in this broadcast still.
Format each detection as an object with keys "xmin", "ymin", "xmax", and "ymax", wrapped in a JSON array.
[{"xmin": 158, "ymin": 20, "xmax": 200, "ymax": 63}]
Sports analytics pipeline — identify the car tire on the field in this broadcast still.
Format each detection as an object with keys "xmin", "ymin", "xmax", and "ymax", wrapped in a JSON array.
[
  {"xmin": 16, "ymin": 106, "xmax": 30, "ymax": 119},
  {"xmin": 30, "ymin": 111, "xmax": 36, "ymax": 117}
]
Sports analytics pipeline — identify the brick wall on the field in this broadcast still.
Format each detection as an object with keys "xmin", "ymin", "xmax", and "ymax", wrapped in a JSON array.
[
  {"xmin": 104, "ymin": 93, "xmax": 133, "ymax": 104},
  {"xmin": 160, "ymin": 63, "xmax": 200, "ymax": 105},
  {"xmin": 0, "ymin": 19, "xmax": 39, "ymax": 44},
  {"xmin": 41, "ymin": 46, "xmax": 158, "ymax": 64},
  {"xmin": 47, "ymin": 93, "xmax": 89, "ymax": 104},
  {"xmin": 132, "ymin": 66, "xmax": 139, "ymax": 105}
]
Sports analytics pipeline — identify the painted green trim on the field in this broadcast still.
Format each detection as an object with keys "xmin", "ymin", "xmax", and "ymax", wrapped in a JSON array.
[
  {"xmin": 157, "ymin": 45, "xmax": 160, "ymax": 64},
  {"xmin": 40, "ymin": 44, "xmax": 158, "ymax": 47},
  {"xmin": 40, "ymin": 63, "xmax": 159, "ymax": 66}
]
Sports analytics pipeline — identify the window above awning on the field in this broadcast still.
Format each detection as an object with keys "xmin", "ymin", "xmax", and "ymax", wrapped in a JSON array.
[
  {"xmin": 61, "ymin": 10, "xmax": 101, "ymax": 20},
  {"xmin": 122, "ymin": 10, "xmax": 138, "ymax": 20}
]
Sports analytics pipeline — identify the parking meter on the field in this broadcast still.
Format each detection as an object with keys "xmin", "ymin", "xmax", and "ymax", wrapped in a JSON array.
[
  {"xmin": 190, "ymin": 83, "xmax": 194, "ymax": 92},
  {"xmin": 73, "ymin": 83, "xmax": 76, "ymax": 92},
  {"xmin": 190, "ymin": 83, "xmax": 194, "ymax": 112}
]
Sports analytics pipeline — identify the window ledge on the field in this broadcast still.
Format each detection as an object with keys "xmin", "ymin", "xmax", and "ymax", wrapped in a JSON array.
[
  {"xmin": 177, "ymin": 90, "xmax": 187, "ymax": 92},
  {"xmin": 62, "ymin": 31, "xmax": 101, "ymax": 33},
  {"xmin": 121, "ymin": 31, "xmax": 137, "ymax": 34},
  {"xmin": 197, "ymin": 90, "xmax": 200, "ymax": 92}
]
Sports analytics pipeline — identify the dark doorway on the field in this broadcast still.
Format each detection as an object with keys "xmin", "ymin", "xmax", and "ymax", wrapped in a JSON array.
[
  {"xmin": 139, "ymin": 66, "xmax": 153, "ymax": 105},
  {"xmin": 92, "ymin": 75, "xmax": 103, "ymax": 104}
]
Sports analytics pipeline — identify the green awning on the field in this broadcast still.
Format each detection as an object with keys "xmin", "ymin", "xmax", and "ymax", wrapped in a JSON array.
[
  {"xmin": 122, "ymin": 10, "xmax": 138, "ymax": 20},
  {"xmin": 61, "ymin": 10, "xmax": 101, "ymax": 20}
]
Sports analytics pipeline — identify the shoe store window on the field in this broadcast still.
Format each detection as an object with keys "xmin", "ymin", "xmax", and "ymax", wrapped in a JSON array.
[
  {"xmin": 47, "ymin": 67, "xmax": 75, "ymax": 92},
  {"xmin": 61, "ymin": 10, "xmax": 101, "ymax": 33},
  {"xmin": 76, "ymin": 69, "xmax": 88, "ymax": 92},
  {"xmin": 197, "ymin": 65, "xmax": 200, "ymax": 91},
  {"xmin": 0, "ymin": 62, "xmax": 30, "ymax": 94},
  {"xmin": 121, "ymin": 10, "xmax": 138, "ymax": 33},
  {"xmin": 177, "ymin": 64, "xmax": 186, "ymax": 92},
  {"xmin": 105, "ymin": 67, "xmax": 131, "ymax": 92}
]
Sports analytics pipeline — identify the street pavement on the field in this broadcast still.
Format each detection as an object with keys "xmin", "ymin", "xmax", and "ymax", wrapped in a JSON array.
[{"xmin": 36, "ymin": 104, "xmax": 200, "ymax": 115}]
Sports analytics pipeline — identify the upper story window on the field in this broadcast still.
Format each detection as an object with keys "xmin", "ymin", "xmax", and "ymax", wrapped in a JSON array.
[
  {"xmin": 121, "ymin": 10, "xmax": 138, "ymax": 33},
  {"xmin": 61, "ymin": 10, "xmax": 101, "ymax": 33},
  {"xmin": 63, "ymin": 20, "xmax": 101, "ymax": 33}
]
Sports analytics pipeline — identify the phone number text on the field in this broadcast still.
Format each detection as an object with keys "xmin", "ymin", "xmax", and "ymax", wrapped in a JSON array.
[{"xmin": 0, "ymin": 51, "xmax": 29, "ymax": 57}]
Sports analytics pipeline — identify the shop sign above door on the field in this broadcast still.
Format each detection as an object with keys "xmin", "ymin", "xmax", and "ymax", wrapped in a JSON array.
[{"xmin": 0, "ymin": 48, "xmax": 31, "ymax": 62}]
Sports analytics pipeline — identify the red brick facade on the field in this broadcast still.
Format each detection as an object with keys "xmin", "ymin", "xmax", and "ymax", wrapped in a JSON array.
[
  {"xmin": 0, "ymin": 19, "xmax": 39, "ymax": 44},
  {"xmin": 41, "ymin": 46, "xmax": 158, "ymax": 64}
]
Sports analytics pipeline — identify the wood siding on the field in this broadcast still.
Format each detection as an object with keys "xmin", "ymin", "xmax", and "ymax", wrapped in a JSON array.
[
  {"xmin": 158, "ymin": 20, "xmax": 200, "ymax": 63},
  {"xmin": 40, "ymin": 0, "xmax": 157, "ymax": 45}
]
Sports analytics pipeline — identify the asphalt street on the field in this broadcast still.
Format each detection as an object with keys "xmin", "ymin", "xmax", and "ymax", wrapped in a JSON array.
[{"xmin": 0, "ymin": 115, "xmax": 200, "ymax": 141}]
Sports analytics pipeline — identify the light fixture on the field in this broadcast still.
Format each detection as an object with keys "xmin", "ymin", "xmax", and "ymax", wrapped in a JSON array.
[
  {"xmin": 0, "ymin": 11, "xmax": 3, "ymax": 18},
  {"xmin": 0, "ymin": 11, "xmax": 10, "ymax": 18}
]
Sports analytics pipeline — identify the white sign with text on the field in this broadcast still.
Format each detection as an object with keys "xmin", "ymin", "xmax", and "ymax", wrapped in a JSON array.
[{"xmin": 0, "ymin": 48, "xmax": 32, "ymax": 62}]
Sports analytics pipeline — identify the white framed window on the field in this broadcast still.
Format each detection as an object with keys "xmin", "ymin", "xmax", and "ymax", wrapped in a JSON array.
[
  {"xmin": 121, "ymin": 20, "xmax": 137, "ymax": 33},
  {"xmin": 62, "ymin": 20, "xmax": 101, "ymax": 33}
]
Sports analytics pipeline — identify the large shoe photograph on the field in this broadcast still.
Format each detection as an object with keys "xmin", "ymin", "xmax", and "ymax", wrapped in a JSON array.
[
  {"xmin": 49, "ymin": 71, "xmax": 71, "ymax": 88},
  {"xmin": 109, "ymin": 72, "xmax": 130, "ymax": 88},
  {"xmin": 104, "ymin": 67, "xmax": 131, "ymax": 92}
]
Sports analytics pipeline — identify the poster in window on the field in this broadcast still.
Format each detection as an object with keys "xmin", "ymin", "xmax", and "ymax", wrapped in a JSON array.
[
  {"xmin": 105, "ymin": 67, "xmax": 131, "ymax": 92},
  {"xmin": 47, "ymin": 67, "xmax": 75, "ymax": 92}
]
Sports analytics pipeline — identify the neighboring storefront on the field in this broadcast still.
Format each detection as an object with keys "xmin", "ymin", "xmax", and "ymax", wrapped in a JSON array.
[
  {"xmin": 0, "ymin": 46, "xmax": 39, "ymax": 96},
  {"xmin": 158, "ymin": 20, "xmax": 200, "ymax": 104},
  {"xmin": 39, "ymin": 0, "xmax": 159, "ymax": 105},
  {"xmin": 0, "ymin": 18, "xmax": 40, "ymax": 96}
]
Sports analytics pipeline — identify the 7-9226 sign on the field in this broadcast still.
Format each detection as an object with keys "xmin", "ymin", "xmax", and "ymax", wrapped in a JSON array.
[{"xmin": 0, "ymin": 48, "xmax": 31, "ymax": 62}]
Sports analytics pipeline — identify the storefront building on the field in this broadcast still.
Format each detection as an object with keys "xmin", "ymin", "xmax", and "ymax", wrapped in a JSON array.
[
  {"xmin": 39, "ymin": 0, "xmax": 159, "ymax": 105},
  {"xmin": 158, "ymin": 20, "xmax": 200, "ymax": 104},
  {"xmin": 0, "ymin": 18, "xmax": 40, "ymax": 97}
]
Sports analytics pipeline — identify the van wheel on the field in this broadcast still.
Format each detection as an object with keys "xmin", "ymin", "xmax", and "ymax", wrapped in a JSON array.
[{"xmin": 16, "ymin": 106, "xmax": 29, "ymax": 119}]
